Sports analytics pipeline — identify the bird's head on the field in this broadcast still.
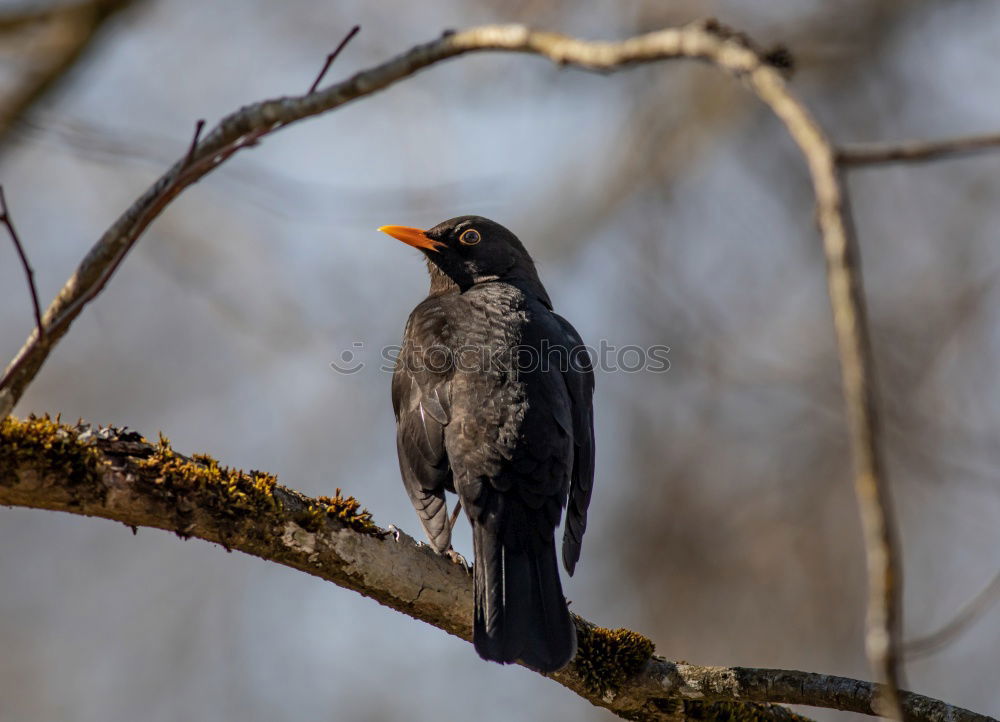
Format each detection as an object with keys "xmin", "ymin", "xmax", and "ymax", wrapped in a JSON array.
[{"xmin": 379, "ymin": 216, "xmax": 549, "ymax": 303}]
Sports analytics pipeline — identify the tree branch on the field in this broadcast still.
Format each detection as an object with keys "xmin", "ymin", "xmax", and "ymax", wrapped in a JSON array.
[
  {"xmin": 0, "ymin": 20, "xmax": 906, "ymax": 717},
  {"xmin": 1, "ymin": 416, "xmax": 992, "ymax": 722},
  {"xmin": 837, "ymin": 133, "xmax": 1000, "ymax": 166}
]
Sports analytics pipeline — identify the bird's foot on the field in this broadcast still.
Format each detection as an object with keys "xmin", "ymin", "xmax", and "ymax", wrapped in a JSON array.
[
  {"xmin": 387, "ymin": 525, "xmax": 425, "ymax": 548},
  {"xmin": 443, "ymin": 548, "xmax": 471, "ymax": 573}
]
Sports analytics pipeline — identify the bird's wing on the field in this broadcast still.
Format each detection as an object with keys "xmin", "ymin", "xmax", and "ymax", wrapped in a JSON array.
[
  {"xmin": 553, "ymin": 313, "xmax": 595, "ymax": 576},
  {"xmin": 392, "ymin": 310, "xmax": 453, "ymax": 552}
]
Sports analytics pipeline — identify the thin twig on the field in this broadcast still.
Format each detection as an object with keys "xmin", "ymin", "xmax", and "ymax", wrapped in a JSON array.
[
  {"xmin": 838, "ymin": 132, "xmax": 1000, "ymax": 166},
  {"xmin": 0, "ymin": 27, "xmax": 906, "ymax": 716},
  {"xmin": 184, "ymin": 119, "xmax": 205, "ymax": 167},
  {"xmin": 0, "ymin": 186, "xmax": 44, "ymax": 340},
  {"xmin": 905, "ymin": 569, "xmax": 1000, "ymax": 660},
  {"xmin": 308, "ymin": 25, "xmax": 361, "ymax": 94}
]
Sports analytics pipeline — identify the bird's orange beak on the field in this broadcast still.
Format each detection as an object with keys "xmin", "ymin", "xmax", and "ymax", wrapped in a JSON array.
[{"xmin": 378, "ymin": 225, "xmax": 444, "ymax": 252}]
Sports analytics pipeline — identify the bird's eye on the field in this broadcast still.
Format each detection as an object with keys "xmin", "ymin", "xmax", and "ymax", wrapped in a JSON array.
[{"xmin": 459, "ymin": 229, "xmax": 481, "ymax": 245}]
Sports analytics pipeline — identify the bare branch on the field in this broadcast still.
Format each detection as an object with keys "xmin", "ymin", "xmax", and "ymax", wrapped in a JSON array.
[
  {"xmin": 0, "ymin": 186, "xmax": 44, "ymax": 340},
  {"xmin": 309, "ymin": 25, "xmax": 361, "ymax": 94},
  {"xmin": 0, "ymin": 23, "xmax": 904, "ymax": 715},
  {"xmin": 1, "ymin": 417, "xmax": 992, "ymax": 722},
  {"xmin": 905, "ymin": 569, "xmax": 1000, "ymax": 660},
  {"xmin": 838, "ymin": 133, "xmax": 1000, "ymax": 166}
]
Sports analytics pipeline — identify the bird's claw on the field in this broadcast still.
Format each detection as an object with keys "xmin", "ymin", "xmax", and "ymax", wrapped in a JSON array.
[{"xmin": 444, "ymin": 548, "xmax": 471, "ymax": 572}]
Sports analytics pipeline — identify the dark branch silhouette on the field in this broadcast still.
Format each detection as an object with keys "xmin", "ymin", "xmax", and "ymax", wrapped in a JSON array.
[
  {"xmin": 183, "ymin": 119, "xmax": 206, "ymax": 168},
  {"xmin": 309, "ymin": 24, "xmax": 361, "ymax": 94},
  {"xmin": 0, "ymin": 186, "xmax": 44, "ymax": 340}
]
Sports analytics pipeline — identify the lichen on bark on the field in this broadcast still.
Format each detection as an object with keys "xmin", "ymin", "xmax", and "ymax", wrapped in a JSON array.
[
  {"xmin": 573, "ymin": 619, "xmax": 657, "ymax": 699},
  {"xmin": 0, "ymin": 414, "xmax": 104, "ymax": 489},
  {"xmin": 0, "ymin": 415, "xmax": 377, "ymax": 541}
]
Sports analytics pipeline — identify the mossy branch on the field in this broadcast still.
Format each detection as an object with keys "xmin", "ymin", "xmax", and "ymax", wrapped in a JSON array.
[{"xmin": 1, "ymin": 416, "xmax": 991, "ymax": 722}]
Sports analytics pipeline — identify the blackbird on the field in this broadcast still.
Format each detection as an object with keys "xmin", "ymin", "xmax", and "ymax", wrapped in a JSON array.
[{"xmin": 379, "ymin": 216, "xmax": 595, "ymax": 673}]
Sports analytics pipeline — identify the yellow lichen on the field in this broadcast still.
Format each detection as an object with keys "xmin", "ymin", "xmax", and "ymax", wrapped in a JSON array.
[
  {"xmin": 135, "ymin": 437, "xmax": 282, "ymax": 532},
  {"xmin": 573, "ymin": 622, "xmax": 656, "ymax": 698},
  {"xmin": 294, "ymin": 488, "xmax": 377, "ymax": 535},
  {"xmin": 573, "ymin": 623, "xmax": 656, "ymax": 697},
  {"xmin": 2, "ymin": 415, "xmax": 379, "ymax": 540},
  {"xmin": 136, "ymin": 440, "xmax": 378, "ymax": 537},
  {"xmin": 0, "ymin": 415, "xmax": 103, "ymax": 492}
]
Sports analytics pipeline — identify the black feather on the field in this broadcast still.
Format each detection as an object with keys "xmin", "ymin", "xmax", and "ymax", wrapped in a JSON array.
[{"xmin": 471, "ymin": 496, "xmax": 576, "ymax": 672}]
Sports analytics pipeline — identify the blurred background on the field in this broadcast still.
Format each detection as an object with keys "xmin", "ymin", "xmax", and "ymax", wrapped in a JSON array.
[{"xmin": 1, "ymin": 1, "xmax": 998, "ymax": 720}]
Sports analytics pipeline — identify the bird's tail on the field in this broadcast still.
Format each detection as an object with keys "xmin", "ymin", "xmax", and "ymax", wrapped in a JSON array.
[{"xmin": 472, "ymin": 503, "xmax": 577, "ymax": 673}]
